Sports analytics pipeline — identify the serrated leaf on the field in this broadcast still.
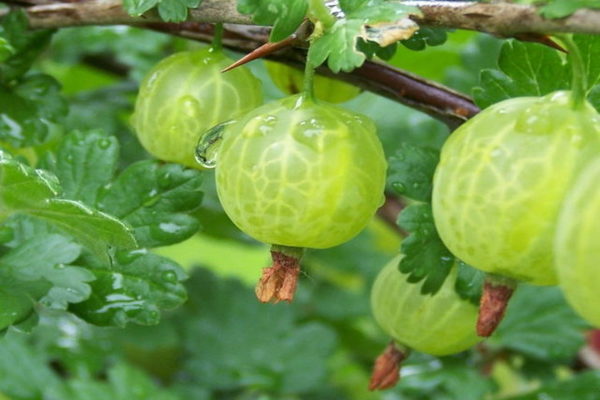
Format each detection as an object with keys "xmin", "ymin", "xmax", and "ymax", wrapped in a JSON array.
[
  {"xmin": 178, "ymin": 268, "xmax": 336, "ymax": 393},
  {"xmin": 70, "ymin": 250, "xmax": 187, "ymax": 327},
  {"xmin": 387, "ymin": 143, "xmax": 439, "ymax": 202},
  {"xmin": 397, "ymin": 203, "xmax": 454, "ymax": 295},
  {"xmin": 238, "ymin": 0, "xmax": 307, "ymax": 42},
  {"xmin": 0, "ymin": 74, "xmax": 67, "ymax": 148},
  {"xmin": 454, "ymin": 261, "xmax": 484, "ymax": 305},
  {"xmin": 52, "ymin": 131, "xmax": 119, "ymax": 206},
  {"xmin": 0, "ymin": 10, "xmax": 54, "ymax": 82},
  {"xmin": 1, "ymin": 234, "xmax": 93, "ymax": 311},
  {"xmin": 492, "ymin": 285, "xmax": 589, "ymax": 361},
  {"xmin": 98, "ymin": 161, "xmax": 203, "ymax": 248},
  {"xmin": 0, "ymin": 331, "xmax": 62, "ymax": 399},
  {"xmin": 309, "ymin": 19, "xmax": 366, "ymax": 73},
  {"xmin": 29, "ymin": 199, "xmax": 136, "ymax": 265},
  {"xmin": 0, "ymin": 154, "xmax": 137, "ymax": 263},
  {"xmin": 474, "ymin": 35, "xmax": 600, "ymax": 109},
  {"xmin": 503, "ymin": 371, "xmax": 600, "ymax": 400},
  {"xmin": 473, "ymin": 40, "xmax": 568, "ymax": 108}
]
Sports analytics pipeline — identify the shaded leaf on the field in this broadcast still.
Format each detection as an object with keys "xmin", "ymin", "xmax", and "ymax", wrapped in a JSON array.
[{"xmin": 387, "ymin": 143, "xmax": 439, "ymax": 202}]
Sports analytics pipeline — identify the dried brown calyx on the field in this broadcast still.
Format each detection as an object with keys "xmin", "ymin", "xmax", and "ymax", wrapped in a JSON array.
[
  {"xmin": 477, "ymin": 274, "xmax": 517, "ymax": 337},
  {"xmin": 369, "ymin": 341, "xmax": 409, "ymax": 391},
  {"xmin": 255, "ymin": 245, "xmax": 304, "ymax": 303}
]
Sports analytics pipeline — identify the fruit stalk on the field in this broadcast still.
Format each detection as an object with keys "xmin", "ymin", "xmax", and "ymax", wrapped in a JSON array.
[
  {"xmin": 368, "ymin": 342, "xmax": 408, "ymax": 391},
  {"xmin": 557, "ymin": 34, "xmax": 587, "ymax": 109},
  {"xmin": 255, "ymin": 245, "xmax": 304, "ymax": 303},
  {"xmin": 477, "ymin": 274, "xmax": 517, "ymax": 337}
]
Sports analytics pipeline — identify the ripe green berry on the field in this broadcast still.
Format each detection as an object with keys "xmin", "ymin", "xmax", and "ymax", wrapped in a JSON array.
[
  {"xmin": 215, "ymin": 94, "xmax": 386, "ymax": 249},
  {"xmin": 432, "ymin": 91, "xmax": 600, "ymax": 285},
  {"xmin": 371, "ymin": 255, "xmax": 480, "ymax": 356},
  {"xmin": 265, "ymin": 61, "xmax": 361, "ymax": 104},
  {"xmin": 133, "ymin": 47, "xmax": 263, "ymax": 168},
  {"xmin": 555, "ymin": 158, "xmax": 600, "ymax": 327}
]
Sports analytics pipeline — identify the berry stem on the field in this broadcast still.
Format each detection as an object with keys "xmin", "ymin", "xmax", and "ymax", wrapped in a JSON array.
[
  {"xmin": 302, "ymin": 51, "xmax": 317, "ymax": 102},
  {"xmin": 255, "ymin": 245, "xmax": 304, "ymax": 303},
  {"xmin": 211, "ymin": 22, "xmax": 224, "ymax": 51},
  {"xmin": 477, "ymin": 274, "xmax": 517, "ymax": 337},
  {"xmin": 369, "ymin": 341, "xmax": 409, "ymax": 391},
  {"xmin": 557, "ymin": 34, "xmax": 587, "ymax": 109}
]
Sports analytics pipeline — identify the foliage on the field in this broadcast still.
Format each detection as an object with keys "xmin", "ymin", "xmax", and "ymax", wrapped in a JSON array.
[{"xmin": 0, "ymin": 0, "xmax": 599, "ymax": 399}]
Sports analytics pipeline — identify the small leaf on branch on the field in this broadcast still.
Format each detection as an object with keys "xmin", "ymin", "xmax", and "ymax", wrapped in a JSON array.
[
  {"xmin": 474, "ymin": 35, "xmax": 600, "ymax": 110},
  {"xmin": 123, "ymin": 0, "xmax": 202, "ymax": 22},
  {"xmin": 238, "ymin": 0, "xmax": 308, "ymax": 42},
  {"xmin": 309, "ymin": 0, "xmax": 419, "ymax": 72}
]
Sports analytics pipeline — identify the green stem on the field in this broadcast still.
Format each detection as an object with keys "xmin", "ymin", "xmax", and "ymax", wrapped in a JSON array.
[
  {"xmin": 302, "ymin": 56, "xmax": 316, "ymax": 101},
  {"xmin": 211, "ymin": 22, "xmax": 224, "ymax": 51},
  {"xmin": 308, "ymin": 0, "xmax": 336, "ymax": 29},
  {"xmin": 558, "ymin": 34, "xmax": 587, "ymax": 109}
]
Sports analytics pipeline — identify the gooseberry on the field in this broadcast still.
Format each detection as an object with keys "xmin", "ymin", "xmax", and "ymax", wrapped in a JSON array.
[
  {"xmin": 133, "ymin": 47, "xmax": 263, "ymax": 168},
  {"xmin": 212, "ymin": 94, "xmax": 386, "ymax": 302},
  {"xmin": 369, "ymin": 255, "xmax": 480, "ymax": 390},
  {"xmin": 555, "ymin": 158, "xmax": 600, "ymax": 327},
  {"xmin": 432, "ymin": 91, "xmax": 600, "ymax": 285}
]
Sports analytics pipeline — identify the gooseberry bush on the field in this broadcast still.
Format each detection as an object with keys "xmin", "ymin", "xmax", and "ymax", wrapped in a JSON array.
[{"xmin": 1, "ymin": 0, "xmax": 600, "ymax": 399}]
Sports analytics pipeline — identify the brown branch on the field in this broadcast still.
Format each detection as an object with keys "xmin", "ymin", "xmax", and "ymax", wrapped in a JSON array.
[{"xmin": 11, "ymin": 0, "xmax": 600, "ymax": 35}]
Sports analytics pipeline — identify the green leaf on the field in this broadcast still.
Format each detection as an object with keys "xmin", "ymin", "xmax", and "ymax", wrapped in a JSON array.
[
  {"xmin": 1, "ymin": 234, "xmax": 94, "ymax": 312},
  {"xmin": 0, "ymin": 331, "xmax": 62, "ymax": 399},
  {"xmin": 454, "ymin": 261, "xmax": 484, "ymax": 305},
  {"xmin": 473, "ymin": 40, "xmax": 568, "ymax": 108},
  {"xmin": 122, "ymin": 0, "xmax": 160, "ymax": 16},
  {"xmin": 178, "ymin": 268, "xmax": 336, "ymax": 393},
  {"xmin": 503, "ymin": 371, "xmax": 600, "ymax": 400},
  {"xmin": 0, "ymin": 10, "xmax": 54, "ymax": 82},
  {"xmin": 0, "ymin": 74, "xmax": 67, "ymax": 148},
  {"xmin": 98, "ymin": 161, "xmax": 203, "ymax": 248},
  {"xmin": 158, "ymin": 0, "xmax": 202, "ymax": 23},
  {"xmin": 401, "ymin": 27, "xmax": 448, "ymax": 51},
  {"xmin": 387, "ymin": 143, "xmax": 439, "ymax": 202},
  {"xmin": 0, "ymin": 154, "xmax": 137, "ymax": 263},
  {"xmin": 397, "ymin": 203, "xmax": 454, "ymax": 295},
  {"xmin": 238, "ymin": 0, "xmax": 308, "ymax": 42},
  {"xmin": 70, "ymin": 250, "xmax": 187, "ymax": 327},
  {"xmin": 309, "ymin": 19, "xmax": 366, "ymax": 73},
  {"xmin": 343, "ymin": 0, "xmax": 418, "ymax": 23},
  {"xmin": 48, "ymin": 363, "xmax": 181, "ymax": 400},
  {"xmin": 492, "ymin": 285, "xmax": 589, "ymax": 361},
  {"xmin": 474, "ymin": 35, "xmax": 600, "ymax": 109},
  {"xmin": 52, "ymin": 130, "xmax": 119, "ymax": 206}
]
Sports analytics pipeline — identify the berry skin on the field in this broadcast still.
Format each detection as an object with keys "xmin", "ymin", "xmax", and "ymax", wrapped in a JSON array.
[
  {"xmin": 215, "ymin": 94, "xmax": 386, "ymax": 249},
  {"xmin": 555, "ymin": 158, "xmax": 600, "ymax": 327},
  {"xmin": 432, "ymin": 91, "xmax": 600, "ymax": 285},
  {"xmin": 265, "ymin": 61, "xmax": 361, "ymax": 104},
  {"xmin": 371, "ymin": 255, "xmax": 480, "ymax": 356},
  {"xmin": 133, "ymin": 48, "xmax": 263, "ymax": 168}
]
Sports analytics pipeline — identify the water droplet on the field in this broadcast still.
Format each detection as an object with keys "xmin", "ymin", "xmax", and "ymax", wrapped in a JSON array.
[
  {"xmin": 162, "ymin": 270, "xmax": 178, "ymax": 283},
  {"xmin": 196, "ymin": 120, "xmax": 235, "ymax": 168},
  {"xmin": 158, "ymin": 171, "xmax": 171, "ymax": 188},
  {"xmin": 115, "ymin": 249, "xmax": 146, "ymax": 265},
  {"xmin": 65, "ymin": 154, "xmax": 74, "ymax": 163},
  {"xmin": 97, "ymin": 138, "xmax": 111, "ymax": 149}
]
